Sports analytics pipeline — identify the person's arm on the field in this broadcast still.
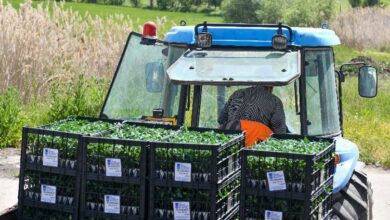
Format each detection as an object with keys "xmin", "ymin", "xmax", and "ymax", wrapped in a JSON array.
[{"xmin": 270, "ymin": 98, "xmax": 287, "ymax": 134}]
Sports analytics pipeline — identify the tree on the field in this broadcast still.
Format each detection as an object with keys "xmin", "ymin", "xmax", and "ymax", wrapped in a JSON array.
[
  {"xmin": 256, "ymin": 0, "xmax": 285, "ymax": 23},
  {"xmin": 222, "ymin": 0, "xmax": 261, "ymax": 23},
  {"xmin": 349, "ymin": 0, "xmax": 362, "ymax": 7},
  {"xmin": 363, "ymin": 0, "xmax": 380, "ymax": 7},
  {"xmin": 150, "ymin": 0, "xmax": 154, "ymax": 8}
]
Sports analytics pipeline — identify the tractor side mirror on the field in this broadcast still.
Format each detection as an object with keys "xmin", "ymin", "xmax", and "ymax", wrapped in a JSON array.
[
  {"xmin": 145, "ymin": 61, "xmax": 165, "ymax": 93},
  {"xmin": 358, "ymin": 66, "xmax": 378, "ymax": 98}
]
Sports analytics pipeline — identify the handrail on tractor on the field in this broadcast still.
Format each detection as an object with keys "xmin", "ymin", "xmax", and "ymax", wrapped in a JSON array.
[{"xmin": 194, "ymin": 22, "xmax": 294, "ymax": 42}]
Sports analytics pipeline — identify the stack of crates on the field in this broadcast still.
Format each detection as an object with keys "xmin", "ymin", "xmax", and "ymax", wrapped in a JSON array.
[
  {"xmin": 240, "ymin": 135, "xmax": 335, "ymax": 220},
  {"xmin": 17, "ymin": 117, "xmax": 121, "ymax": 220},
  {"xmin": 79, "ymin": 122, "xmax": 180, "ymax": 220},
  {"xmin": 148, "ymin": 128, "xmax": 245, "ymax": 220}
]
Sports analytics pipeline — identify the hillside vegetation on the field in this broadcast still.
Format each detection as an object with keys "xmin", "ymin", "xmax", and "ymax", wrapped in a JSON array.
[{"xmin": 0, "ymin": 0, "xmax": 389, "ymax": 167}]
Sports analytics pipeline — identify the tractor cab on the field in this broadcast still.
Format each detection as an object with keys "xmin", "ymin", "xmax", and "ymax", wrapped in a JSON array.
[{"xmin": 100, "ymin": 22, "xmax": 377, "ymax": 135}]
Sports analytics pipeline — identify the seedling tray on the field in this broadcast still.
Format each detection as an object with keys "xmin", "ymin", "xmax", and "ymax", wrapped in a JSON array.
[
  {"xmin": 17, "ymin": 117, "xmax": 123, "ymax": 220},
  {"xmin": 241, "ymin": 179, "xmax": 333, "ymax": 220},
  {"xmin": 239, "ymin": 134, "xmax": 335, "ymax": 220},
  {"xmin": 17, "ymin": 170, "xmax": 79, "ymax": 220},
  {"xmin": 80, "ymin": 122, "xmax": 181, "ymax": 220},
  {"xmin": 148, "ymin": 127, "xmax": 245, "ymax": 220}
]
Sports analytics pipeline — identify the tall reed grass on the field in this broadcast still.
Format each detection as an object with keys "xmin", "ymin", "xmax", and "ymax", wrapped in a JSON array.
[
  {"xmin": 0, "ymin": 0, "xmax": 167, "ymax": 102},
  {"xmin": 331, "ymin": 7, "xmax": 390, "ymax": 51}
]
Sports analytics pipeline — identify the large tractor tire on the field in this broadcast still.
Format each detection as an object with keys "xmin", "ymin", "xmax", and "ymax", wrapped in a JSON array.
[{"xmin": 332, "ymin": 170, "xmax": 373, "ymax": 220}]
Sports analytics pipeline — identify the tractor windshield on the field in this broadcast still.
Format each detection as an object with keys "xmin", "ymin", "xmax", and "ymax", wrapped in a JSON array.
[
  {"xmin": 198, "ymin": 83, "xmax": 301, "ymax": 134},
  {"xmin": 100, "ymin": 33, "xmax": 185, "ymax": 120}
]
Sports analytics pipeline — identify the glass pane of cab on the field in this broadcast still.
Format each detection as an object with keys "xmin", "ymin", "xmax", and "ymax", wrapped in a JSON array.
[
  {"xmin": 101, "ymin": 33, "xmax": 184, "ymax": 120},
  {"xmin": 167, "ymin": 49, "xmax": 300, "ymax": 85},
  {"xmin": 305, "ymin": 49, "xmax": 340, "ymax": 135}
]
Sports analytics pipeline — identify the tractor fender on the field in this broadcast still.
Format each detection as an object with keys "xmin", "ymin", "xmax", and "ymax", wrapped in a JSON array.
[{"xmin": 333, "ymin": 136, "xmax": 359, "ymax": 193}]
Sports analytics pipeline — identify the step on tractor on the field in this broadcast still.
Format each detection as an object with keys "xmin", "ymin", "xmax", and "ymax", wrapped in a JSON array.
[{"xmin": 0, "ymin": 22, "xmax": 378, "ymax": 219}]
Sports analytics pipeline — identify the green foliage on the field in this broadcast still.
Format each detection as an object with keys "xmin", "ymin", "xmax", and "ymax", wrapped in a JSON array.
[
  {"xmin": 349, "ymin": 0, "xmax": 362, "ymax": 7},
  {"xmin": 363, "ymin": 0, "xmax": 381, "ymax": 6},
  {"xmin": 223, "ymin": 0, "xmax": 335, "ymax": 27},
  {"xmin": 0, "ymin": 88, "xmax": 24, "ymax": 148},
  {"xmin": 48, "ymin": 75, "xmax": 108, "ymax": 122},
  {"xmin": 156, "ymin": 0, "xmax": 174, "ymax": 10},
  {"xmin": 255, "ymin": 0, "xmax": 285, "ymax": 23},
  {"xmin": 108, "ymin": 124, "xmax": 177, "ymax": 141},
  {"xmin": 45, "ymin": 118, "xmax": 116, "ymax": 134},
  {"xmin": 252, "ymin": 138, "xmax": 331, "ymax": 154},
  {"xmin": 130, "ymin": 0, "xmax": 141, "ymax": 7},
  {"xmin": 167, "ymin": 129, "xmax": 237, "ymax": 145},
  {"xmin": 222, "ymin": 0, "xmax": 260, "ymax": 23},
  {"xmin": 177, "ymin": 0, "xmax": 192, "ymax": 11}
]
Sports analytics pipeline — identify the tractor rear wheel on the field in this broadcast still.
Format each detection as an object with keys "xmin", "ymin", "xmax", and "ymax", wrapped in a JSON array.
[{"xmin": 332, "ymin": 170, "xmax": 373, "ymax": 220}]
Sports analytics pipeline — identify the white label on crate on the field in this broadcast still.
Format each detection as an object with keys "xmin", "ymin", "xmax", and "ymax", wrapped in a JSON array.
[
  {"xmin": 265, "ymin": 210, "xmax": 283, "ymax": 220},
  {"xmin": 266, "ymin": 171, "xmax": 286, "ymax": 191},
  {"xmin": 42, "ymin": 148, "xmax": 58, "ymax": 167},
  {"xmin": 105, "ymin": 158, "xmax": 122, "ymax": 177},
  {"xmin": 41, "ymin": 184, "xmax": 56, "ymax": 204},
  {"xmin": 173, "ymin": 201, "xmax": 190, "ymax": 220},
  {"xmin": 104, "ymin": 195, "xmax": 120, "ymax": 214},
  {"xmin": 174, "ymin": 162, "xmax": 191, "ymax": 182}
]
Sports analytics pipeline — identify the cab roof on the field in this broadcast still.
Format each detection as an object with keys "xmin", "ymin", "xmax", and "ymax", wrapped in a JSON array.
[{"xmin": 164, "ymin": 25, "xmax": 340, "ymax": 47}]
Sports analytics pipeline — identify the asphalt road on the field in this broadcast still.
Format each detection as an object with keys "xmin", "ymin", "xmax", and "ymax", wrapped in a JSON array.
[{"xmin": 0, "ymin": 148, "xmax": 389, "ymax": 219}]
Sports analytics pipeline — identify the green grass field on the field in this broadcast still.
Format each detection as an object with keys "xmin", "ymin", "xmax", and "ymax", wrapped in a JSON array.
[{"xmin": 4, "ymin": 0, "xmax": 222, "ymax": 24}]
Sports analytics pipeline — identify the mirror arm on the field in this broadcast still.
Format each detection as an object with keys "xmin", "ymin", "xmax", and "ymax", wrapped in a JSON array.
[{"xmin": 340, "ymin": 62, "xmax": 366, "ymax": 76}]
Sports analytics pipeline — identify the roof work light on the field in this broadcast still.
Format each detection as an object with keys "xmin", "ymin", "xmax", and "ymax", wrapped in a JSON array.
[
  {"xmin": 197, "ymin": 32, "xmax": 212, "ymax": 48},
  {"xmin": 272, "ymin": 24, "xmax": 289, "ymax": 50},
  {"xmin": 141, "ymin": 21, "xmax": 157, "ymax": 45}
]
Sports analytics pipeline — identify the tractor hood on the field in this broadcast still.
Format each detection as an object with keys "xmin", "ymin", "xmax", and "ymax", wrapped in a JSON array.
[{"xmin": 167, "ymin": 49, "xmax": 300, "ymax": 86}]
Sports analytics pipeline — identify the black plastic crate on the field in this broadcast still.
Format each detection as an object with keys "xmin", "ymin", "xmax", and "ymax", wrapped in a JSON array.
[
  {"xmin": 20, "ymin": 117, "xmax": 122, "ymax": 175},
  {"xmin": 80, "ymin": 136, "xmax": 147, "ymax": 220},
  {"xmin": 17, "ymin": 170, "xmax": 79, "ymax": 220},
  {"xmin": 80, "ymin": 122, "xmax": 181, "ymax": 220},
  {"xmin": 150, "ymin": 173, "xmax": 240, "ymax": 220},
  {"xmin": 241, "ymin": 179, "xmax": 333, "ymax": 220},
  {"xmin": 148, "ymin": 128, "xmax": 245, "ymax": 220},
  {"xmin": 17, "ymin": 117, "xmax": 122, "ymax": 219},
  {"xmin": 239, "ymin": 135, "xmax": 335, "ymax": 220}
]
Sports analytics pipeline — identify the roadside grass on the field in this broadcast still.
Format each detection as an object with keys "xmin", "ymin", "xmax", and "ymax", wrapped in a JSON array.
[
  {"xmin": 334, "ymin": 45, "xmax": 390, "ymax": 66},
  {"xmin": 342, "ymin": 76, "xmax": 390, "ymax": 167}
]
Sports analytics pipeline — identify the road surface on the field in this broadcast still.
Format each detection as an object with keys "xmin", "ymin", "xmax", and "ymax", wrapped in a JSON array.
[{"xmin": 0, "ymin": 148, "xmax": 389, "ymax": 219}]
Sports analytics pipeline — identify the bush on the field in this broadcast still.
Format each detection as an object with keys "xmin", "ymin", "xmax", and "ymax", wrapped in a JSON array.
[
  {"xmin": 156, "ymin": 0, "xmax": 174, "ymax": 10},
  {"xmin": 222, "ymin": 0, "xmax": 260, "ymax": 23},
  {"xmin": 0, "ymin": 88, "xmax": 23, "ymax": 148},
  {"xmin": 363, "ymin": 0, "xmax": 381, "ymax": 7},
  {"xmin": 349, "ymin": 0, "xmax": 362, "ymax": 7},
  {"xmin": 223, "ymin": 0, "xmax": 335, "ymax": 27},
  {"xmin": 130, "ymin": 0, "xmax": 141, "ymax": 7},
  {"xmin": 48, "ymin": 75, "xmax": 108, "ymax": 121}
]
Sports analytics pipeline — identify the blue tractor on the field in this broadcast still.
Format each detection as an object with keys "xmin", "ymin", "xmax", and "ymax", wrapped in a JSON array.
[
  {"xmin": 98, "ymin": 22, "xmax": 377, "ymax": 219},
  {"xmin": 0, "ymin": 22, "xmax": 377, "ymax": 220}
]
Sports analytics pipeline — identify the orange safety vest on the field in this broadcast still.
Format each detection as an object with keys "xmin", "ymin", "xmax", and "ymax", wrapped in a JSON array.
[{"xmin": 240, "ymin": 120, "xmax": 273, "ymax": 148}]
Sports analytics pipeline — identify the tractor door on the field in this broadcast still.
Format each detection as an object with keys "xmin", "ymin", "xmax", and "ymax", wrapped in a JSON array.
[{"xmin": 100, "ymin": 32, "xmax": 187, "ymax": 125}]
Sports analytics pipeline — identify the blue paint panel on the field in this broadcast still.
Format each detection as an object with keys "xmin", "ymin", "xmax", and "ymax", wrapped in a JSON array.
[
  {"xmin": 164, "ymin": 26, "xmax": 340, "ymax": 47},
  {"xmin": 333, "ymin": 137, "xmax": 359, "ymax": 193}
]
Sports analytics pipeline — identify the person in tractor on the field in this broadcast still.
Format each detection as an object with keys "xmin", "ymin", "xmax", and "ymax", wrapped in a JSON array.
[{"xmin": 218, "ymin": 85, "xmax": 287, "ymax": 147}]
